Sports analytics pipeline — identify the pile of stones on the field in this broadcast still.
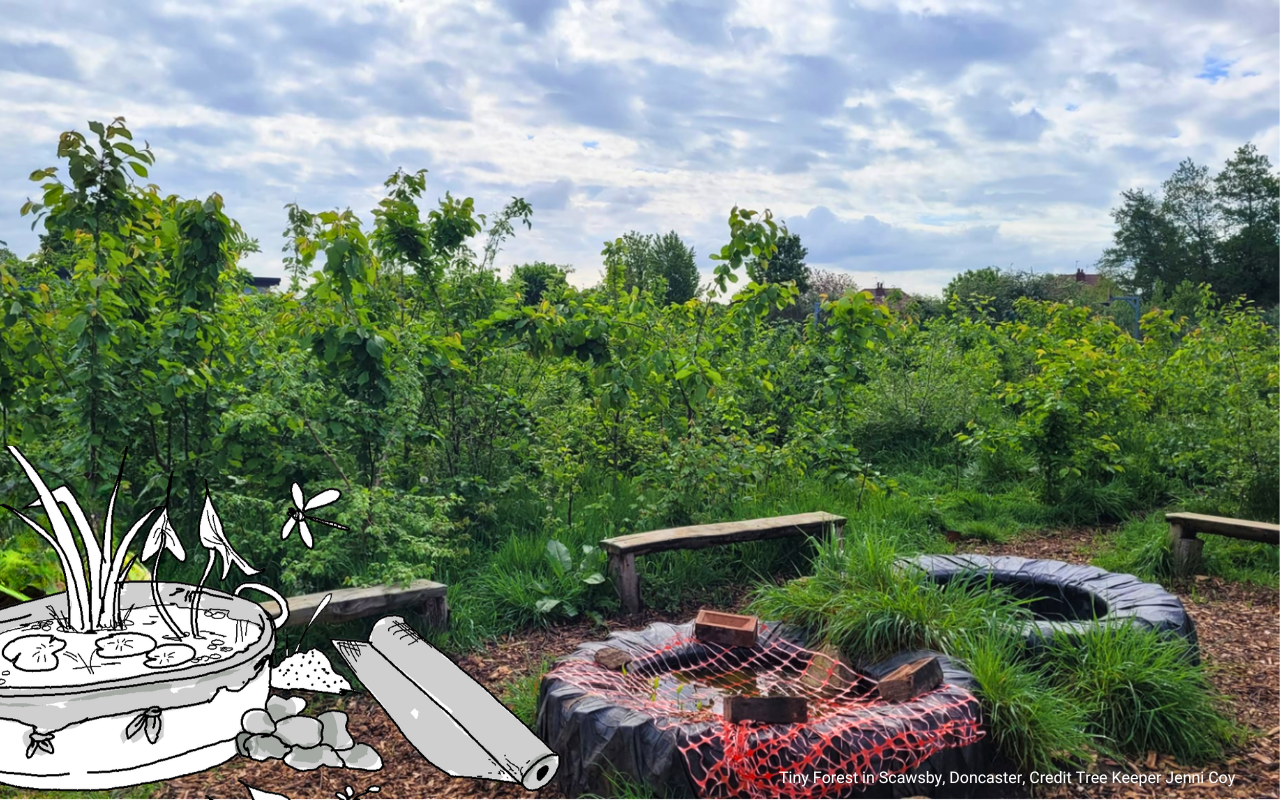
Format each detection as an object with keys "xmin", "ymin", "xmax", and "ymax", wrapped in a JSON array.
[{"xmin": 236, "ymin": 694, "xmax": 383, "ymax": 772}]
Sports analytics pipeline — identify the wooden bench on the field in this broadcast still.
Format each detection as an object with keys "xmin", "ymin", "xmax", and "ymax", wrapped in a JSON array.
[
  {"xmin": 1166, "ymin": 512, "xmax": 1280, "ymax": 576},
  {"xmin": 600, "ymin": 512, "xmax": 846, "ymax": 614},
  {"xmin": 257, "ymin": 579, "xmax": 449, "ymax": 630}
]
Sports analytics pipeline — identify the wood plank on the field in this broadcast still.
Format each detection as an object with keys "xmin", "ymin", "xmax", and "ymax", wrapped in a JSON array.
[
  {"xmin": 723, "ymin": 696, "xmax": 808, "ymax": 724},
  {"xmin": 600, "ymin": 512, "xmax": 847, "ymax": 556},
  {"xmin": 878, "ymin": 656, "xmax": 943, "ymax": 702},
  {"xmin": 1166, "ymin": 512, "xmax": 1280, "ymax": 544},
  {"xmin": 257, "ymin": 579, "xmax": 448, "ymax": 628},
  {"xmin": 1168, "ymin": 523, "xmax": 1204, "ymax": 577}
]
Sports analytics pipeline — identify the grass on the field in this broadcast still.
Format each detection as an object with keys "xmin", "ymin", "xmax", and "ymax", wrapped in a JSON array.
[
  {"xmin": 950, "ymin": 628, "xmax": 1091, "ymax": 774},
  {"xmin": 748, "ymin": 526, "xmax": 1028, "ymax": 666},
  {"xmin": 500, "ymin": 657, "xmax": 554, "ymax": 728},
  {"xmin": 0, "ymin": 784, "xmax": 163, "ymax": 800},
  {"xmin": 1093, "ymin": 515, "xmax": 1279, "ymax": 586},
  {"xmin": 749, "ymin": 526, "xmax": 1236, "ymax": 775},
  {"xmin": 1046, "ymin": 623, "xmax": 1236, "ymax": 762}
]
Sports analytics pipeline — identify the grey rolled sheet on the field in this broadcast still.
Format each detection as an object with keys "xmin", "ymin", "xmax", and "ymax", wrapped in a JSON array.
[{"xmin": 334, "ymin": 615, "xmax": 558, "ymax": 790}]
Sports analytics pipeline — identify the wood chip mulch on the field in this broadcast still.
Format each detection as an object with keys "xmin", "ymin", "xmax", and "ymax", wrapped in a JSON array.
[{"xmin": 155, "ymin": 534, "xmax": 1277, "ymax": 799}]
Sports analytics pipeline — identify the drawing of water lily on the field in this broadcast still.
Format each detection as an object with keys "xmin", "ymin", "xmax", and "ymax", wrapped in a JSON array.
[
  {"xmin": 190, "ymin": 484, "xmax": 258, "ymax": 638},
  {"xmin": 140, "ymin": 493, "xmax": 187, "ymax": 639}
]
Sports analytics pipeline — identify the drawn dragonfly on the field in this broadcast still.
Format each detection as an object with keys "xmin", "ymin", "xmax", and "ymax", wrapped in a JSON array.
[{"xmin": 282, "ymin": 484, "xmax": 349, "ymax": 548}]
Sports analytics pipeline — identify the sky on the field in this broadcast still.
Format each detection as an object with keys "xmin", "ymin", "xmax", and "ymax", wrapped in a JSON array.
[{"xmin": 0, "ymin": 0, "xmax": 1276, "ymax": 296}]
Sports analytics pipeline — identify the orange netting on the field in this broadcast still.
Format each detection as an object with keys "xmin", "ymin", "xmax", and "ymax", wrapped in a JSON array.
[{"xmin": 546, "ymin": 624, "xmax": 984, "ymax": 798}]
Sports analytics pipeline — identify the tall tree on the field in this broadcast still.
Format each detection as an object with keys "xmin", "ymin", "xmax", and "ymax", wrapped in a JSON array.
[
  {"xmin": 1161, "ymin": 158, "xmax": 1219, "ymax": 286},
  {"xmin": 748, "ymin": 231, "xmax": 810, "ymax": 293},
  {"xmin": 1214, "ymin": 143, "xmax": 1279, "ymax": 304},
  {"xmin": 650, "ymin": 231, "xmax": 700, "ymax": 303},
  {"xmin": 1097, "ymin": 188, "xmax": 1185, "ymax": 295}
]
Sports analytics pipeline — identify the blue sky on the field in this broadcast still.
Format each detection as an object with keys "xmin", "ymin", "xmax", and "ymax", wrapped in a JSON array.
[{"xmin": 0, "ymin": 0, "xmax": 1276, "ymax": 295}]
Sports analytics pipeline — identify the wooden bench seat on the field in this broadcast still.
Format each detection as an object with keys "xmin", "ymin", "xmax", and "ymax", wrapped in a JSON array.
[
  {"xmin": 600, "ymin": 512, "xmax": 846, "ymax": 614},
  {"xmin": 257, "ymin": 579, "xmax": 449, "ymax": 630},
  {"xmin": 1166, "ymin": 512, "xmax": 1280, "ymax": 575}
]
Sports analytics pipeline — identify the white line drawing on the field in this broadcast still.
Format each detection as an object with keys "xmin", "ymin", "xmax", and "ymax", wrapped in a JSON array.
[
  {"xmin": 0, "ymin": 445, "xmax": 287, "ymax": 790},
  {"xmin": 334, "ymin": 615, "xmax": 559, "ymax": 791},
  {"xmin": 273, "ymin": 594, "xmax": 352, "ymax": 693},
  {"xmin": 282, "ymin": 483, "xmax": 349, "ymax": 548}
]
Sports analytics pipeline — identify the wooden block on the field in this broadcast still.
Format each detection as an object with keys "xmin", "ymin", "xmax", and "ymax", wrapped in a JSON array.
[
  {"xmin": 594, "ymin": 646, "xmax": 633, "ymax": 671},
  {"xmin": 878, "ymin": 657, "xmax": 943, "ymax": 702},
  {"xmin": 723, "ymin": 696, "xmax": 808, "ymax": 724},
  {"xmin": 694, "ymin": 609, "xmax": 759, "ymax": 648},
  {"xmin": 1169, "ymin": 527, "xmax": 1204, "ymax": 577}
]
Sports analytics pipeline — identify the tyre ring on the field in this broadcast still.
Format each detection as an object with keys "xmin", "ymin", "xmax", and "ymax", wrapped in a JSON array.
[
  {"xmin": 903, "ymin": 554, "xmax": 1198, "ymax": 656},
  {"xmin": 536, "ymin": 621, "xmax": 996, "ymax": 798}
]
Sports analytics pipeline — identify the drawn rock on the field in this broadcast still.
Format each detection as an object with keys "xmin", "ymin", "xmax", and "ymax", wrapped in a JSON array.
[
  {"xmin": 267, "ymin": 694, "xmax": 307, "ymax": 721},
  {"xmin": 94, "ymin": 632, "xmax": 157, "ymax": 659},
  {"xmin": 246, "ymin": 734, "xmax": 289, "ymax": 761},
  {"xmin": 339, "ymin": 743, "xmax": 383, "ymax": 771},
  {"xmin": 320, "ymin": 744, "xmax": 344, "ymax": 768},
  {"xmin": 242, "ymin": 708, "xmax": 277, "ymax": 735},
  {"xmin": 275, "ymin": 716, "xmax": 323, "ymax": 748},
  {"xmin": 144, "ymin": 643, "xmax": 197, "ymax": 668},
  {"xmin": 2, "ymin": 634, "xmax": 67, "ymax": 672},
  {"xmin": 318, "ymin": 710, "xmax": 354, "ymax": 750},
  {"xmin": 273, "ymin": 648, "xmax": 352, "ymax": 694},
  {"xmin": 236, "ymin": 731, "xmax": 252, "ymax": 757},
  {"xmin": 284, "ymin": 744, "xmax": 330, "ymax": 771}
]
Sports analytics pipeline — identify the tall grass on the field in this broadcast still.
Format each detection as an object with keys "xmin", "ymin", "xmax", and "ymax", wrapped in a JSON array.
[
  {"xmin": 1046, "ymin": 624, "xmax": 1235, "ymax": 762},
  {"xmin": 749, "ymin": 527, "xmax": 1029, "ymax": 665},
  {"xmin": 950, "ymin": 628, "xmax": 1091, "ymax": 774}
]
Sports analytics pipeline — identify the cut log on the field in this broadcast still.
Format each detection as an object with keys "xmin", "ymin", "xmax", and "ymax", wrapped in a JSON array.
[
  {"xmin": 594, "ymin": 647, "xmax": 633, "ymax": 671},
  {"xmin": 693, "ymin": 609, "xmax": 758, "ymax": 648},
  {"xmin": 723, "ymin": 696, "xmax": 808, "ymax": 724},
  {"xmin": 878, "ymin": 656, "xmax": 943, "ymax": 702}
]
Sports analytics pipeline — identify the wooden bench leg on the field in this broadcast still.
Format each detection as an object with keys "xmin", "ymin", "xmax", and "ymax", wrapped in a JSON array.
[
  {"xmin": 1168, "ymin": 522, "xmax": 1203, "ymax": 577},
  {"xmin": 610, "ymin": 552, "xmax": 641, "ymax": 615},
  {"xmin": 832, "ymin": 520, "xmax": 845, "ymax": 555},
  {"xmin": 420, "ymin": 593, "xmax": 450, "ymax": 631}
]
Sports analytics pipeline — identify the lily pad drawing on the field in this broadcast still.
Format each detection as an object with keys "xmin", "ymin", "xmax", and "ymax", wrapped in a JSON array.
[
  {"xmin": 94, "ymin": 632, "xmax": 157, "ymax": 659},
  {"xmin": 3, "ymin": 633, "xmax": 67, "ymax": 672},
  {"xmin": 144, "ymin": 643, "xmax": 197, "ymax": 669}
]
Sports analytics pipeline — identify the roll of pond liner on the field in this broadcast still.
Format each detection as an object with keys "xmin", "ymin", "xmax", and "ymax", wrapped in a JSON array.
[{"xmin": 334, "ymin": 616, "xmax": 558, "ymax": 790}]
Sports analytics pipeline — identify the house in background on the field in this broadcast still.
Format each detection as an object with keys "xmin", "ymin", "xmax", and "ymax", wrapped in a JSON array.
[
  {"xmin": 1064, "ymin": 268, "xmax": 1101, "ymax": 286},
  {"xmin": 870, "ymin": 281, "xmax": 912, "ymax": 310},
  {"xmin": 245, "ymin": 276, "xmax": 281, "ymax": 294}
]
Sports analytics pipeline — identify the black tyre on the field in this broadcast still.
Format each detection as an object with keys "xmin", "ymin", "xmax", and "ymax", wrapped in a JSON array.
[
  {"xmin": 536, "ymin": 621, "xmax": 995, "ymax": 798},
  {"xmin": 903, "ymin": 554, "xmax": 1198, "ymax": 655}
]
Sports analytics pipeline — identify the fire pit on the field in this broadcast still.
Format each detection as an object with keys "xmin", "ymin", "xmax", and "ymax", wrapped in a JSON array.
[{"xmin": 537, "ymin": 621, "xmax": 993, "ymax": 798}]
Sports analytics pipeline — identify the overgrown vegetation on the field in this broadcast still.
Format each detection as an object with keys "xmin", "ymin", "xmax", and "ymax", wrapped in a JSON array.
[{"xmin": 0, "ymin": 121, "xmax": 1274, "ymax": 757}]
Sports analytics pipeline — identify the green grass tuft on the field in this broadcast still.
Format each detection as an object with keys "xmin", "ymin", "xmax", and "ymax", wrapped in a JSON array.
[{"xmin": 1046, "ymin": 623, "xmax": 1235, "ymax": 762}]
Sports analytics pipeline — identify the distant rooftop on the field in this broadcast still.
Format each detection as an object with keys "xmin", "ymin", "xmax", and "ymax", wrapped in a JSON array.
[{"xmin": 1064, "ymin": 268, "xmax": 1100, "ymax": 286}]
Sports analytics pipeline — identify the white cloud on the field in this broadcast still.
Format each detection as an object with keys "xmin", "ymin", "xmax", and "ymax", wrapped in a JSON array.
[{"xmin": 0, "ymin": 0, "xmax": 1275, "ymax": 296}]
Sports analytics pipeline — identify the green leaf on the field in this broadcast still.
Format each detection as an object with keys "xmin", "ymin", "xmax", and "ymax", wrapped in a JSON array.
[
  {"xmin": 582, "ymin": 572, "xmax": 605, "ymax": 585},
  {"xmin": 546, "ymin": 539, "xmax": 573, "ymax": 573},
  {"xmin": 534, "ymin": 597, "xmax": 561, "ymax": 614},
  {"xmin": 128, "ymin": 162, "xmax": 148, "ymax": 178}
]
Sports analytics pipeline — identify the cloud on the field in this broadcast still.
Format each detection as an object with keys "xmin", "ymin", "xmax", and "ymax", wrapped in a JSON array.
[
  {"xmin": 0, "ymin": 41, "xmax": 79, "ymax": 81},
  {"xmin": 0, "ymin": 0, "xmax": 1273, "ymax": 298}
]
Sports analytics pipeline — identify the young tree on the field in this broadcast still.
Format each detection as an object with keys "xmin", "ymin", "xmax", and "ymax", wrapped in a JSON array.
[{"xmin": 1097, "ymin": 188, "xmax": 1185, "ymax": 296}]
